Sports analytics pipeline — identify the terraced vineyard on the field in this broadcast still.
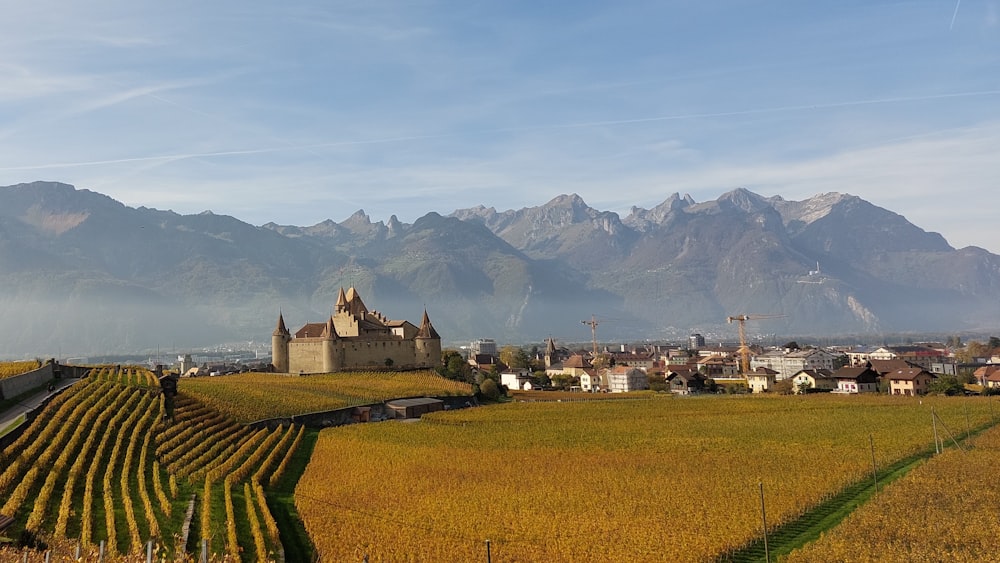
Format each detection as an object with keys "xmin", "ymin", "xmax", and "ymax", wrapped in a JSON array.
[{"xmin": 0, "ymin": 366, "xmax": 302, "ymax": 561}]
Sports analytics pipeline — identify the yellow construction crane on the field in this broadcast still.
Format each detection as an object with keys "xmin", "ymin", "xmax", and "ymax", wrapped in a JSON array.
[{"xmin": 727, "ymin": 314, "xmax": 785, "ymax": 376}]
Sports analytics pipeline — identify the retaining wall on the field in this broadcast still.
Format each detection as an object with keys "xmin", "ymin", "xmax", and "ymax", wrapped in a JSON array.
[
  {"xmin": 0, "ymin": 363, "xmax": 55, "ymax": 401},
  {"xmin": 247, "ymin": 395, "xmax": 477, "ymax": 430}
]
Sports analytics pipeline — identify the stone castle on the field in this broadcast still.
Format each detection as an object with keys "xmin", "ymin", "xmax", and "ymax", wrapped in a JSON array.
[{"xmin": 271, "ymin": 286, "xmax": 442, "ymax": 374}]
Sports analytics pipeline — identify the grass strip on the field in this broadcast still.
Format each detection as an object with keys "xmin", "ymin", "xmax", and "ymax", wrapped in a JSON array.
[{"xmin": 266, "ymin": 430, "xmax": 318, "ymax": 563}]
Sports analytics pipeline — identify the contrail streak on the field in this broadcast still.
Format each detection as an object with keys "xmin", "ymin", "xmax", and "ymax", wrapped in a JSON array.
[
  {"xmin": 2, "ymin": 89, "xmax": 999, "ymax": 173},
  {"xmin": 950, "ymin": 0, "xmax": 962, "ymax": 30}
]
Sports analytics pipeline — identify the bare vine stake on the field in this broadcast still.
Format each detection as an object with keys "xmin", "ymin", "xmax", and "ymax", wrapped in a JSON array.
[
  {"xmin": 869, "ymin": 434, "xmax": 878, "ymax": 494},
  {"xmin": 932, "ymin": 408, "xmax": 941, "ymax": 454},
  {"xmin": 486, "ymin": 539, "xmax": 492, "ymax": 563}
]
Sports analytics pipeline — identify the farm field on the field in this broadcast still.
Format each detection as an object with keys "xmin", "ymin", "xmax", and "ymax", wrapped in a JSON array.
[
  {"xmin": 295, "ymin": 394, "xmax": 995, "ymax": 562},
  {"xmin": 181, "ymin": 370, "xmax": 473, "ymax": 422},
  {"xmin": 786, "ymin": 423, "xmax": 1000, "ymax": 562}
]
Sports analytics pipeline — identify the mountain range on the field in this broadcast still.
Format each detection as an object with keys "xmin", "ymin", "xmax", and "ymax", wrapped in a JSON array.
[{"xmin": 1, "ymin": 181, "xmax": 998, "ymax": 357}]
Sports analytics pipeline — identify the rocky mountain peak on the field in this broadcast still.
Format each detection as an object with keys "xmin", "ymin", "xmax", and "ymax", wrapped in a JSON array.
[{"xmin": 717, "ymin": 187, "xmax": 772, "ymax": 214}]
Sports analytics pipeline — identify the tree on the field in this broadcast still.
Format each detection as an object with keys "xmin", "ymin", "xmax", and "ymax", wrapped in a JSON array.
[
  {"xmin": 439, "ymin": 350, "xmax": 473, "ymax": 383},
  {"xmin": 591, "ymin": 354, "xmax": 611, "ymax": 371},
  {"xmin": 955, "ymin": 341, "xmax": 990, "ymax": 363},
  {"xmin": 531, "ymin": 371, "xmax": 551, "ymax": 388},
  {"xmin": 928, "ymin": 375, "xmax": 965, "ymax": 396},
  {"xmin": 989, "ymin": 336, "xmax": 1000, "ymax": 350},
  {"xmin": 479, "ymin": 378, "xmax": 502, "ymax": 401},
  {"xmin": 772, "ymin": 379, "xmax": 794, "ymax": 395},
  {"xmin": 550, "ymin": 373, "xmax": 575, "ymax": 390},
  {"xmin": 782, "ymin": 341, "xmax": 801, "ymax": 351},
  {"xmin": 648, "ymin": 374, "xmax": 668, "ymax": 393},
  {"xmin": 500, "ymin": 346, "xmax": 531, "ymax": 369}
]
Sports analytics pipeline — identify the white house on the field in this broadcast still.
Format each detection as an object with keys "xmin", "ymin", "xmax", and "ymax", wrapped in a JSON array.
[
  {"xmin": 500, "ymin": 369, "xmax": 533, "ymax": 391},
  {"xmin": 579, "ymin": 370, "xmax": 602, "ymax": 392}
]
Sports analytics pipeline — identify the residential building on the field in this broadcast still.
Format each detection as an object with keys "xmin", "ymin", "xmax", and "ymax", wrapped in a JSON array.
[
  {"xmin": 688, "ymin": 333, "xmax": 706, "ymax": 350},
  {"xmin": 470, "ymin": 338, "xmax": 497, "ymax": 357},
  {"xmin": 832, "ymin": 366, "xmax": 880, "ymax": 394},
  {"xmin": 500, "ymin": 369, "xmax": 534, "ymax": 391},
  {"xmin": 697, "ymin": 355, "xmax": 739, "ymax": 378},
  {"xmin": 974, "ymin": 365, "xmax": 1000, "ymax": 388},
  {"xmin": 887, "ymin": 368, "xmax": 936, "ymax": 396},
  {"xmin": 790, "ymin": 369, "xmax": 837, "ymax": 393},
  {"xmin": 606, "ymin": 366, "xmax": 649, "ymax": 393},
  {"xmin": 579, "ymin": 369, "xmax": 602, "ymax": 392},
  {"xmin": 869, "ymin": 346, "xmax": 948, "ymax": 370},
  {"xmin": 751, "ymin": 348, "xmax": 844, "ymax": 380},
  {"xmin": 747, "ymin": 367, "xmax": 779, "ymax": 393},
  {"xmin": 666, "ymin": 369, "xmax": 707, "ymax": 395}
]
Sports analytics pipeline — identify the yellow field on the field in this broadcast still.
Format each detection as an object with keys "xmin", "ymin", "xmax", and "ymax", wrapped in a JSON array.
[
  {"xmin": 181, "ymin": 370, "xmax": 472, "ymax": 422},
  {"xmin": 786, "ymin": 423, "xmax": 1000, "ymax": 562},
  {"xmin": 296, "ymin": 394, "xmax": 994, "ymax": 562}
]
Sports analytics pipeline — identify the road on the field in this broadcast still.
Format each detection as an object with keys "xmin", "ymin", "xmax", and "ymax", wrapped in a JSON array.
[{"xmin": 0, "ymin": 377, "xmax": 81, "ymax": 437}]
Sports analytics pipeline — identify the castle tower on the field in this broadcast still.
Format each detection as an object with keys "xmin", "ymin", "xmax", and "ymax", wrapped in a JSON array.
[
  {"xmin": 271, "ymin": 312, "xmax": 291, "ymax": 373},
  {"xmin": 414, "ymin": 309, "xmax": 442, "ymax": 368},
  {"xmin": 321, "ymin": 316, "xmax": 341, "ymax": 373}
]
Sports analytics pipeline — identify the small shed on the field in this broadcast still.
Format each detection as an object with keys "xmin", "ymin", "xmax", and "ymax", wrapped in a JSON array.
[
  {"xmin": 386, "ymin": 397, "xmax": 444, "ymax": 419},
  {"xmin": 352, "ymin": 406, "xmax": 372, "ymax": 423}
]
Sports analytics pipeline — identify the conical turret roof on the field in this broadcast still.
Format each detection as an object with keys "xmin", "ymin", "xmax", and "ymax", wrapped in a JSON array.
[
  {"xmin": 322, "ymin": 316, "xmax": 338, "ymax": 339},
  {"xmin": 335, "ymin": 287, "xmax": 348, "ymax": 313},
  {"xmin": 416, "ymin": 309, "xmax": 440, "ymax": 339},
  {"xmin": 273, "ymin": 312, "xmax": 290, "ymax": 336}
]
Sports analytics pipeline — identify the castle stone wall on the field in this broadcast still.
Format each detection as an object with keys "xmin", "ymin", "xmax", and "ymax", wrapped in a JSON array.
[{"xmin": 287, "ymin": 340, "xmax": 326, "ymax": 374}]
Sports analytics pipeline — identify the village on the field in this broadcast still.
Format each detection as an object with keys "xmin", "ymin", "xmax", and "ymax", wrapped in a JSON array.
[{"xmin": 459, "ymin": 335, "xmax": 1000, "ymax": 397}]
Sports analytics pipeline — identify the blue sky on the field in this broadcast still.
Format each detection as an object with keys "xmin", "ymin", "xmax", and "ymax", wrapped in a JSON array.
[{"xmin": 1, "ymin": 1, "xmax": 998, "ymax": 251}]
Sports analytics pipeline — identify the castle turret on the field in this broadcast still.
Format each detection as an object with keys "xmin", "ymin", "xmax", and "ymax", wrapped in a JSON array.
[
  {"xmin": 335, "ymin": 287, "xmax": 348, "ymax": 314},
  {"xmin": 271, "ymin": 312, "xmax": 291, "ymax": 373},
  {"xmin": 321, "ymin": 316, "xmax": 341, "ymax": 373},
  {"xmin": 414, "ymin": 309, "xmax": 442, "ymax": 369}
]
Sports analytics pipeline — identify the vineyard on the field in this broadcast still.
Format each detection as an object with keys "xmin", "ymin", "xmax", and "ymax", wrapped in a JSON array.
[
  {"xmin": 0, "ymin": 360, "xmax": 42, "ymax": 380},
  {"xmin": 181, "ymin": 370, "xmax": 473, "ymax": 422},
  {"xmin": 0, "ymin": 366, "xmax": 303, "ymax": 561},
  {"xmin": 786, "ymin": 422, "xmax": 1000, "ymax": 562},
  {"xmin": 295, "ymin": 394, "xmax": 995, "ymax": 562}
]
